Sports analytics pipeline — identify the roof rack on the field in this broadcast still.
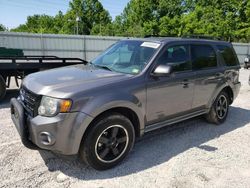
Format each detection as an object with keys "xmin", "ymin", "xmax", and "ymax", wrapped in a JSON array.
[
  {"xmin": 182, "ymin": 35, "xmax": 223, "ymax": 41},
  {"xmin": 144, "ymin": 35, "xmax": 176, "ymax": 38},
  {"xmin": 144, "ymin": 34, "xmax": 228, "ymax": 42}
]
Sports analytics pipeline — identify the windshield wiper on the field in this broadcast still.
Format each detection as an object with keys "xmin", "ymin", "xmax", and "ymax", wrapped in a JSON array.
[{"xmin": 94, "ymin": 64, "xmax": 113, "ymax": 71}]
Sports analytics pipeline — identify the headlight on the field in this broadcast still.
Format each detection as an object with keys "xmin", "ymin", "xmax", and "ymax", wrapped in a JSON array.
[{"xmin": 38, "ymin": 96, "xmax": 72, "ymax": 117}]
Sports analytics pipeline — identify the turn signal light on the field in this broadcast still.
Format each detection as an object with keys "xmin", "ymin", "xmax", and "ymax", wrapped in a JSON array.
[{"xmin": 60, "ymin": 100, "xmax": 72, "ymax": 113}]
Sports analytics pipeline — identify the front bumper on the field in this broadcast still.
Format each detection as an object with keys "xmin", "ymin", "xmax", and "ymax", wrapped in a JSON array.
[{"xmin": 10, "ymin": 98, "xmax": 93, "ymax": 155}]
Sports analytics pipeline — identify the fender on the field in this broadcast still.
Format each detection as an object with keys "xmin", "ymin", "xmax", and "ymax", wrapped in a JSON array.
[
  {"xmin": 79, "ymin": 92, "xmax": 146, "ymax": 133},
  {"xmin": 207, "ymin": 81, "xmax": 234, "ymax": 109}
]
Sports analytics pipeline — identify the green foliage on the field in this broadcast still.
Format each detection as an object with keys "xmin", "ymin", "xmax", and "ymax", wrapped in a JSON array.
[
  {"xmin": 10, "ymin": 0, "xmax": 250, "ymax": 42},
  {"xmin": 12, "ymin": 14, "xmax": 61, "ymax": 34},
  {"xmin": 11, "ymin": 0, "xmax": 111, "ymax": 35},
  {"xmin": 65, "ymin": 0, "xmax": 111, "ymax": 35},
  {"xmin": 159, "ymin": 16, "xmax": 181, "ymax": 36},
  {"xmin": 0, "ymin": 24, "xmax": 7, "ymax": 31},
  {"xmin": 113, "ymin": 0, "xmax": 250, "ymax": 42}
]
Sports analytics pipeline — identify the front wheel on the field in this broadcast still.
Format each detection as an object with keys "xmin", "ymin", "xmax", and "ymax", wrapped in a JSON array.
[
  {"xmin": 80, "ymin": 113, "xmax": 135, "ymax": 170},
  {"xmin": 206, "ymin": 91, "xmax": 229, "ymax": 125}
]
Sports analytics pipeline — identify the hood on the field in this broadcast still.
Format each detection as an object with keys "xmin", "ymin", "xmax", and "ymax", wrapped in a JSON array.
[{"xmin": 23, "ymin": 64, "xmax": 131, "ymax": 98}]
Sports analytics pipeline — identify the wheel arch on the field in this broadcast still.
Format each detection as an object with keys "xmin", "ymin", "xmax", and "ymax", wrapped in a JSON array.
[
  {"xmin": 83, "ymin": 106, "xmax": 142, "ymax": 142},
  {"xmin": 209, "ymin": 84, "xmax": 234, "ymax": 108},
  {"xmin": 222, "ymin": 86, "xmax": 234, "ymax": 105}
]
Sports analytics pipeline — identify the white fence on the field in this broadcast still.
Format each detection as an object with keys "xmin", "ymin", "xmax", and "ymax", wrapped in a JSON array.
[
  {"xmin": 232, "ymin": 43, "xmax": 250, "ymax": 63},
  {"xmin": 0, "ymin": 32, "xmax": 124, "ymax": 61},
  {"xmin": 0, "ymin": 32, "xmax": 249, "ymax": 63}
]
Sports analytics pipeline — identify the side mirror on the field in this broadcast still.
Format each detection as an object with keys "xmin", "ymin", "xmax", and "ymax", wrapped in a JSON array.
[{"xmin": 152, "ymin": 65, "xmax": 173, "ymax": 77}]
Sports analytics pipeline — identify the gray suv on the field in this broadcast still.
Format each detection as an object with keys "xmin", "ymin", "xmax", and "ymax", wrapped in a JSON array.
[{"xmin": 11, "ymin": 37, "xmax": 241, "ymax": 170}]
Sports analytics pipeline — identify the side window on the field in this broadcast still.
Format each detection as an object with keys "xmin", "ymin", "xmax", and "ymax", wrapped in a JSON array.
[
  {"xmin": 191, "ymin": 45, "xmax": 217, "ymax": 70},
  {"xmin": 217, "ymin": 45, "xmax": 238, "ymax": 66},
  {"xmin": 156, "ymin": 45, "xmax": 191, "ymax": 72}
]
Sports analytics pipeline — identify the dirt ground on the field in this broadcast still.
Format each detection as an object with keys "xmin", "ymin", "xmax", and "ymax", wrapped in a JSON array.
[{"xmin": 0, "ymin": 69, "xmax": 250, "ymax": 188}]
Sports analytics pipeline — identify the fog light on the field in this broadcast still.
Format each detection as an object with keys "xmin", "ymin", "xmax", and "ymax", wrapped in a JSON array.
[{"xmin": 39, "ymin": 132, "xmax": 55, "ymax": 146}]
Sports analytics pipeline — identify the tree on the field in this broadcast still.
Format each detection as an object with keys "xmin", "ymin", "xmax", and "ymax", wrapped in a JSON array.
[
  {"xmin": 179, "ymin": 0, "xmax": 249, "ymax": 41},
  {"xmin": 0, "ymin": 24, "xmax": 6, "ymax": 31},
  {"xmin": 9, "ymin": 0, "xmax": 250, "ymax": 42},
  {"xmin": 11, "ymin": 0, "xmax": 111, "ymax": 35},
  {"xmin": 112, "ymin": 15, "xmax": 126, "ymax": 36},
  {"xmin": 66, "ymin": 0, "xmax": 111, "ymax": 35},
  {"xmin": 12, "ymin": 14, "xmax": 56, "ymax": 33},
  {"xmin": 112, "ymin": 0, "xmax": 158, "ymax": 37},
  {"xmin": 158, "ymin": 0, "xmax": 185, "ymax": 18},
  {"xmin": 159, "ymin": 16, "xmax": 181, "ymax": 36},
  {"xmin": 91, "ymin": 23, "xmax": 114, "ymax": 36},
  {"xmin": 111, "ymin": 0, "xmax": 188, "ymax": 37},
  {"xmin": 234, "ymin": 0, "xmax": 250, "ymax": 42}
]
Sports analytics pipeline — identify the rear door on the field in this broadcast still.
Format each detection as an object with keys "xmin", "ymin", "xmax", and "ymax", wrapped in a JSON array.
[{"xmin": 191, "ymin": 44, "xmax": 222, "ymax": 109}]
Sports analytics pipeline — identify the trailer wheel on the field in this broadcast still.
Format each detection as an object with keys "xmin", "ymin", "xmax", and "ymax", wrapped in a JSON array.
[{"xmin": 0, "ymin": 75, "xmax": 6, "ymax": 101}]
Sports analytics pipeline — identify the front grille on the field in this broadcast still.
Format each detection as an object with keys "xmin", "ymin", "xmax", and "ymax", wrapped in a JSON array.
[{"xmin": 20, "ymin": 87, "xmax": 41, "ymax": 117}]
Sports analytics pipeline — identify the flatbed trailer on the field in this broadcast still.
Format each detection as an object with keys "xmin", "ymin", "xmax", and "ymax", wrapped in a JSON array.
[{"xmin": 0, "ymin": 56, "xmax": 87, "ymax": 101}]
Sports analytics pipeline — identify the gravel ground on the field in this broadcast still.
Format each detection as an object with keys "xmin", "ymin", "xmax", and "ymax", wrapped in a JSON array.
[{"xmin": 0, "ymin": 69, "xmax": 250, "ymax": 188}]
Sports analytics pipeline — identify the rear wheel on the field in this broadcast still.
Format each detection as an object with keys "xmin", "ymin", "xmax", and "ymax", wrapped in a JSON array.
[
  {"xmin": 0, "ymin": 75, "xmax": 6, "ymax": 101},
  {"xmin": 206, "ymin": 91, "xmax": 229, "ymax": 125},
  {"xmin": 80, "ymin": 113, "xmax": 135, "ymax": 170}
]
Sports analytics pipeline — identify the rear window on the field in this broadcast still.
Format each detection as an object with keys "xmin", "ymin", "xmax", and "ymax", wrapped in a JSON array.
[
  {"xmin": 191, "ymin": 45, "xmax": 217, "ymax": 70},
  {"xmin": 217, "ymin": 45, "xmax": 238, "ymax": 66}
]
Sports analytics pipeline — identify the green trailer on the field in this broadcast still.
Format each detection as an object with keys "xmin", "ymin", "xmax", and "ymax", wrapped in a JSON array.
[{"xmin": 0, "ymin": 47, "xmax": 24, "ymax": 57}]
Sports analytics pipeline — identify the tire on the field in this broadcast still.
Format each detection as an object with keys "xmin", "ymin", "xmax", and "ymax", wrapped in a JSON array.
[
  {"xmin": 206, "ymin": 91, "xmax": 229, "ymax": 125},
  {"xmin": 79, "ymin": 113, "xmax": 135, "ymax": 170},
  {"xmin": 0, "ymin": 75, "xmax": 6, "ymax": 101}
]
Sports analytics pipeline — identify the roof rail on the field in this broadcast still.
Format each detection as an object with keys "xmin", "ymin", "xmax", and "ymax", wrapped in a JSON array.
[
  {"xmin": 182, "ymin": 35, "xmax": 224, "ymax": 41},
  {"xmin": 144, "ymin": 34, "xmax": 228, "ymax": 42},
  {"xmin": 144, "ymin": 35, "xmax": 175, "ymax": 38}
]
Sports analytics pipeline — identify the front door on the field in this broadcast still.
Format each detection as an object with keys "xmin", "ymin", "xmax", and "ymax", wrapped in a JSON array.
[{"xmin": 146, "ymin": 44, "xmax": 195, "ymax": 125}]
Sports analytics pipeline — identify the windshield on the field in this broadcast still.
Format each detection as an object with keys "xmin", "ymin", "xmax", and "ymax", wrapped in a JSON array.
[{"xmin": 91, "ymin": 40, "xmax": 160, "ymax": 75}]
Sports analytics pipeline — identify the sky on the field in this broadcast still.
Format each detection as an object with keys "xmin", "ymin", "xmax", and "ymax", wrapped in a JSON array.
[{"xmin": 0, "ymin": 0, "xmax": 130, "ymax": 29}]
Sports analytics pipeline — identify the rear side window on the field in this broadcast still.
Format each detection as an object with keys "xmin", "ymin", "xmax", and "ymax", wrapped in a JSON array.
[
  {"xmin": 217, "ymin": 45, "xmax": 238, "ymax": 66},
  {"xmin": 191, "ymin": 45, "xmax": 217, "ymax": 70}
]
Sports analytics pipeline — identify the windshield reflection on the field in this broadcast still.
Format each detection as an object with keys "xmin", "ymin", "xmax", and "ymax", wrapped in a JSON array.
[{"xmin": 91, "ymin": 40, "xmax": 160, "ymax": 75}]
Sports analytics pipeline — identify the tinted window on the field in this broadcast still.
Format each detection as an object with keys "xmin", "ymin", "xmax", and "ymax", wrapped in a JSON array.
[
  {"xmin": 217, "ymin": 45, "xmax": 238, "ymax": 66},
  {"xmin": 191, "ymin": 45, "xmax": 217, "ymax": 70},
  {"xmin": 156, "ymin": 45, "xmax": 191, "ymax": 72}
]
